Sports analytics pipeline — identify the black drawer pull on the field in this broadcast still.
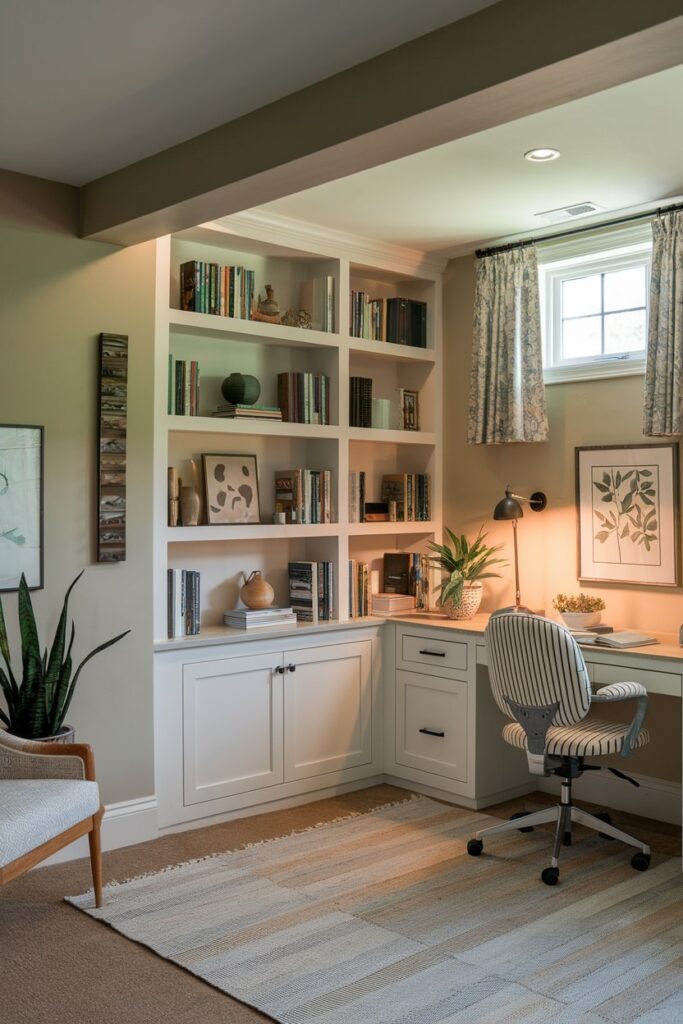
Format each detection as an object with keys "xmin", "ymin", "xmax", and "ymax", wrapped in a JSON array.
[
  {"xmin": 419, "ymin": 649, "xmax": 446, "ymax": 657},
  {"xmin": 419, "ymin": 727, "xmax": 445, "ymax": 738}
]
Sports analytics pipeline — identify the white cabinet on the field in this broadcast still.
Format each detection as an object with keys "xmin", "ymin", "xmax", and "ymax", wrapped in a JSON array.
[
  {"xmin": 284, "ymin": 641, "xmax": 372, "ymax": 781},
  {"xmin": 183, "ymin": 653, "xmax": 284, "ymax": 805},
  {"xmin": 395, "ymin": 670, "xmax": 468, "ymax": 782}
]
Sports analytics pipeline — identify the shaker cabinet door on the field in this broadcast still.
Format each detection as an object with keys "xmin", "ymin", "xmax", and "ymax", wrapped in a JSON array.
[{"xmin": 395, "ymin": 669, "xmax": 468, "ymax": 782}]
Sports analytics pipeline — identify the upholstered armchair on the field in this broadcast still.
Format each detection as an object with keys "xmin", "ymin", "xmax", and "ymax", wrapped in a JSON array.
[{"xmin": 0, "ymin": 731, "xmax": 104, "ymax": 906}]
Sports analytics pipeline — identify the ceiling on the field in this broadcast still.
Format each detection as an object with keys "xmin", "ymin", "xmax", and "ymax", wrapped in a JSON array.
[
  {"xmin": 256, "ymin": 64, "xmax": 683, "ymax": 257},
  {"xmin": 0, "ymin": 0, "xmax": 496, "ymax": 185}
]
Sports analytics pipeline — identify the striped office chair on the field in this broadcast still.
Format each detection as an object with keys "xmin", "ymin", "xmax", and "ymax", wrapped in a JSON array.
[{"xmin": 467, "ymin": 611, "xmax": 651, "ymax": 885}]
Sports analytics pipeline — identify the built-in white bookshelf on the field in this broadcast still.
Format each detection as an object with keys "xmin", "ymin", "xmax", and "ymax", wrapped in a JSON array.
[{"xmin": 153, "ymin": 212, "xmax": 445, "ymax": 641}]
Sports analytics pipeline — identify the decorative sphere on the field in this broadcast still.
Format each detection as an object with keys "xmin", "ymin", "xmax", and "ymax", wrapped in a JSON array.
[{"xmin": 221, "ymin": 373, "xmax": 261, "ymax": 406}]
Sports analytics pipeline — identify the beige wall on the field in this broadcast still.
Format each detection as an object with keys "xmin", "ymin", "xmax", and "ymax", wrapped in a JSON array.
[
  {"xmin": 443, "ymin": 254, "xmax": 682, "ymax": 782},
  {"xmin": 0, "ymin": 170, "xmax": 156, "ymax": 804}
]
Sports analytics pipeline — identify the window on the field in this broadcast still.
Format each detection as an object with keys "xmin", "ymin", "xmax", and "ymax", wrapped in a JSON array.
[{"xmin": 539, "ymin": 225, "xmax": 652, "ymax": 383}]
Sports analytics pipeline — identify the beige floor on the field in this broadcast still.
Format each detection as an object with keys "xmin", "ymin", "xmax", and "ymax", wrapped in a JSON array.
[{"xmin": 2, "ymin": 785, "xmax": 680, "ymax": 1024}]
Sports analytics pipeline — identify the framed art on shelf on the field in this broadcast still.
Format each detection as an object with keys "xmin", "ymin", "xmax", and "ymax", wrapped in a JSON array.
[
  {"xmin": 0, "ymin": 424, "xmax": 44, "ymax": 591},
  {"xmin": 576, "ymin": 443, "xmax": 680, "ymax": 587},
  {"xmin": 202, "ymin": 453, "xmax": 261, "ymax": 524},
  {"xmin": 399, "ymin": 388, "xmax": 419, "ymax": 431}
]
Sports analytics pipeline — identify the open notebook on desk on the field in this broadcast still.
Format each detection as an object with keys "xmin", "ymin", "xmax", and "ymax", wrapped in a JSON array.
[{"xmin": 571, "ymin": 629, "xmax": 658, "ymax": 649}]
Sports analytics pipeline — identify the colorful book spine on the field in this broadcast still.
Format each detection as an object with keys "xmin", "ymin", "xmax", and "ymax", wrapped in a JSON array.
[{"xmin": 167, "ymin": 569, "xmax": 201, "ymax": 638}]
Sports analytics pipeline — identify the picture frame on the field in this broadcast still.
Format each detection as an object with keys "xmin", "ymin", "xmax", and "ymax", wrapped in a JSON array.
[
  {"xmin": 575, "ymin": 443, "xmax": 680, "ymax": 587},
  {"xmin": 202, "ymin": 453, "xmax": 261, "ymax": 524},
  {"xmin": 97, "ymin": 333, "xmax": 128, "ymax": 562},
  {"xmin": 400, "ymin": 388, "xmax": 420, "ymax": 431},
  {"xmin": 0, "ymin": 424, "xmax": 44, "ymax": 591}
]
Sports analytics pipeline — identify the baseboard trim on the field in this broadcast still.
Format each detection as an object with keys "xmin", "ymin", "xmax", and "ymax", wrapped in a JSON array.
[
  {"xmin": 383, "ymin": 775, "xmax": 536, "ymax": 810},
  {"xmin": 42, "ymin": 795, "xmax": 158, "ymax": 867},
  {"xmin": 537, "ymin": 771, "xmax": 681, "ymax": 825}
]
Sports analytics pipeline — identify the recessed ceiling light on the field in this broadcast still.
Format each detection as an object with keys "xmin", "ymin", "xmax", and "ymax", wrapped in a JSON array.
[{"xmin": 524, "ymin": 148, "xmax": 561, "ymax": 162}]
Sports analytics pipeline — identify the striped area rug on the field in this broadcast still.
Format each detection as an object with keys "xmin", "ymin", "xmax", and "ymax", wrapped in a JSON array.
[{"xmin": 68, "ymin": 797, "xmax": 683, "ymax": 1023}]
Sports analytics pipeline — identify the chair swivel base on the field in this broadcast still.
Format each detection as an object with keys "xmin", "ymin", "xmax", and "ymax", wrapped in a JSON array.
[{"xmin": 467, "ymin": 788, "xmax": 651, "ymax": 886}]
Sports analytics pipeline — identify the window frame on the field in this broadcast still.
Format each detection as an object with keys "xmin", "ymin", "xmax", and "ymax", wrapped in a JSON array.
[{"xmin": 538, "ymin": 225, "xmax": 652, "ymax": 384}]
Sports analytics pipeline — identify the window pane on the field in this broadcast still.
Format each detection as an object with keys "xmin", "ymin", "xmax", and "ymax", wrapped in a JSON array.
[
  {"xmin": 604, "ymin": 266, "xmax": 646, "ymax": 312},
  {"xmin": 562, "ymin": 274, "xmax": 601, "ymax": 317},
  {"xmin": 562, "ymin": 315, "xmax": 601, "ymax": 359},
  {"xmin": 604, "ymin": 310, "xmax": 646, "ymax": 354}
]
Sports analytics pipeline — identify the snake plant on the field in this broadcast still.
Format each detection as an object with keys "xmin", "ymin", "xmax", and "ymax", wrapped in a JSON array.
[
  {"xmin": 429, "ymin": 526, "xmax": 507, "ymax": 607},
  {"xmin": 0, "ymin": 571, "xmax": 129, "ymax": 739}
]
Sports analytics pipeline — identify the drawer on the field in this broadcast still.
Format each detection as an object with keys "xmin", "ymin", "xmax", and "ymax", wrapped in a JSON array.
[
  {"xmin": 399, "ymin": 631, "xmax": 468, "ymax": 673},
  {"xmin": 396, "ymin": 670, "xmax": 468, "ymax": 782},
  {"xmin": 586, "ymin": 660, "xmax": 682, "ymax": 698}
]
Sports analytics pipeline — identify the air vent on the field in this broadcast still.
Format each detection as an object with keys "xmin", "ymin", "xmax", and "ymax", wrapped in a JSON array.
[{"xmin": 535, "ymin": 202, "xmax": 605, "ymax": 225}]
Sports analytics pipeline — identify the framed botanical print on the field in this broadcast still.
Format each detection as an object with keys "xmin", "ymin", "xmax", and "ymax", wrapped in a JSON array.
[
  {"xmin": 0, "ymin": 424, "xmax": 44, "ymax": 591},
  {"xmin": 202, "ymin": 453, "xmax": 261, "ymax": 524},
  {"xmin": 576, "ymin": 443, "xmax": 680, "ymax": 587}
]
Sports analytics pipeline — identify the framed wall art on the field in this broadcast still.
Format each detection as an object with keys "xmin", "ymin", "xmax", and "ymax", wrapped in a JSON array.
[
  {"xmin": 0, "ymin": 424, "xmax": 44, "ymax": 591},
  {"xmin": 97, "ymin": 333, "xmax": 128, "ymax": 562},
  {"xmin": 202, "ymin": 453, "xmax": 261, "ymax": 524},
  {"xmin": 576, "ymin": 443, "xmax": 680, "ymax": 587}
]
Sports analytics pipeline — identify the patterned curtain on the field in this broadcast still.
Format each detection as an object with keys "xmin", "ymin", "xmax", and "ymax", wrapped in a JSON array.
[
  {"xmin": 468, "ymin": 245, "xmax": 548, "ymax": 444},
  {"xmin": 643, "ymin": 211, "xmax": 683, "ymax": 436}
]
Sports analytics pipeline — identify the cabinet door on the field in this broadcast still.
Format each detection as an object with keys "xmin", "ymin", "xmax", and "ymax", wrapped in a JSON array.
[
  {"xmin": 396, "ymin": 669, "xmax": 468, "ymax": 782},
  {"xmin": 284, "ymin": 641, "xmax": 372, "ymax": 782},
  {"xmin": 183, "ymin": 653, "xmax": 284, "ymax": 805}
]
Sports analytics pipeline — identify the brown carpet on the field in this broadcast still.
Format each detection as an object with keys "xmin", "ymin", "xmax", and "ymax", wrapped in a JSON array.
[{"xmin": 1, "ymin": 785, "xmax": 680, "ymax": 1024}]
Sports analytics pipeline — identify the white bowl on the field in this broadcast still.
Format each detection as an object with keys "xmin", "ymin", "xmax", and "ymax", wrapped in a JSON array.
[{"xmin": 560, "ymin": 611, "xmax": 601, "ymax": 630}]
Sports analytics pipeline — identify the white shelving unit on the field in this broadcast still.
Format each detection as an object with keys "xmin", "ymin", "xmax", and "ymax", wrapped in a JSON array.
[{"xmin": 153, "ymin": 212, "xmax": 445, "ymax": 642}]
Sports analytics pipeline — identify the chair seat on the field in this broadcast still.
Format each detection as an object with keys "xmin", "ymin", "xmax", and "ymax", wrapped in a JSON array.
[
  {"xmin": 502, "ymin": 719, "xmax": 650, "ymax": 757},
  {"xmin": 0, "ymin": 779, "xmax": 100, "ymax": 868}
]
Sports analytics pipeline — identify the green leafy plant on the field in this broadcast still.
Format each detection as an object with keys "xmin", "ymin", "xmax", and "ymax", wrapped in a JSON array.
[
  {"xmin": 429, "ymin": 526, "xmax": 506, "ymax": 607},
  {"xmin": 552, "ymin": 593, "xmax": 605, "ymax": 614},
  {"xmin": 0, "ymin": 572, "xmax": 130, "ymax": 740}
]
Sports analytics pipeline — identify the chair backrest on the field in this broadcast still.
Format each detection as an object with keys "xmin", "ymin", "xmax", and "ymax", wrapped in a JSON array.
[{"xmin": 485, "ymin": 612, "xmax": 591, "ymax": 726}]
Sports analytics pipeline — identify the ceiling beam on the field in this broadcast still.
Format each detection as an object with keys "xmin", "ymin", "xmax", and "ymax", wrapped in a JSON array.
[{"xmin": 80, "ymin": 0, "xmax": 683, "ymax": 245}]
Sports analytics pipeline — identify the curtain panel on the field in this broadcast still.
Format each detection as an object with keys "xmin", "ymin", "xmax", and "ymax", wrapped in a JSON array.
[
  {"xmin": 468, "ymin": 245, "xmax": 548, "ymax": 444},
  {"xmin": 644, "ymin": 211, "xmax": 683, "ymax": 436}
]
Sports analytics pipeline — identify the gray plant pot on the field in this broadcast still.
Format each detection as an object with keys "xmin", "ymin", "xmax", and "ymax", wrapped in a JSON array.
[{"xmin": 34, "ymin": 725, "xmax": 76, "ymax": 744}]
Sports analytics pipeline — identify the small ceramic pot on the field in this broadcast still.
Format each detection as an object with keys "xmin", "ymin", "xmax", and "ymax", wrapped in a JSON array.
[
  {"xmin": 442, "ymin": 581, "xmax": 483, "ymax": 620},
  {"xmin": 560, "ymin": 611, "xmax": 601, "ymax": 630},
  {"xmin": 221, "ymin": 373, "xmax": 261, "ymax": 406},
  {"xmin": 11, "ymin": 725, "xmax": 76, "ymax": 744},
  {"xmin": 240, "ymin": 571, "xmax": 274, "ymax": 609},
  {"xmin": 180, "ymin": 486, "xmax": 200, "ymax": 526}
]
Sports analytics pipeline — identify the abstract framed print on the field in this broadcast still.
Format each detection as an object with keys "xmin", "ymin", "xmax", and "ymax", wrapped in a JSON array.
[
  {"xmin": 202, "ymin": 453, "xmax": 261, "ymax": 525},
  {"xmin": 0, "ymin": 424, "xmax": 44, "ymax": 591}
]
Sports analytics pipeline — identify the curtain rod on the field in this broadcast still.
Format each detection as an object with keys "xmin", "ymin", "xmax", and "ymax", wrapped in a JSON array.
[{"xmin": 474, "ymin": 201, "xmax": 683, "ymax": 259}]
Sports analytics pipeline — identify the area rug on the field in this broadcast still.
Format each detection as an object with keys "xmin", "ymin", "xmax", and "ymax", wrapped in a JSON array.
[{"xmin": 68, "ymin": 797, "xmax": 683, "ymax": 1023}]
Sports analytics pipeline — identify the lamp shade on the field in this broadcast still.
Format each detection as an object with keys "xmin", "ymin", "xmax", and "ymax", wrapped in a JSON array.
[{"xmin": 493, "ymin": 490, "xmax": 523, "ymax": 521}]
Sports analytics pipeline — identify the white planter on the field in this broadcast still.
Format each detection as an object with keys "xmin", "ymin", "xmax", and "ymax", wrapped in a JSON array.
[
  {"xmin": 443, "ymin": 581, "xmax": 483, "ymax": 620},
  {"xmin": 560, "ymin": 611, "xmax": 601, "ymax": 630}
]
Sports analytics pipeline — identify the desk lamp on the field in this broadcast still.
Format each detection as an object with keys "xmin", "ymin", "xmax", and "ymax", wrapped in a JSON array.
[{"xmin": 493, "ymin": 487, "xmax": 547, "ymax": 611}]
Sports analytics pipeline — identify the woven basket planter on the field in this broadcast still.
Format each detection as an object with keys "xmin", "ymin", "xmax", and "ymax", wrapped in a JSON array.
[{"xmin": 443, "ymin": 581, "xmax": 483, "ymax": 620}]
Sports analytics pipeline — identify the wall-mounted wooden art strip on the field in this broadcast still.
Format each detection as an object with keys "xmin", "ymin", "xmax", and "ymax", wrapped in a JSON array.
[{"xmin": 97, "ymin": 332, "xmax": 128, "ymax": 562}]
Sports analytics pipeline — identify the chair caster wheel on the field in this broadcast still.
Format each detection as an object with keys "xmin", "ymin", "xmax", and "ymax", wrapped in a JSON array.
[
  {"xmin": 510, "ymin": 811, "xmax": 534, "ymax": 833},
  {"xmin": 631, "ymin": 852, "xmax": 650, "ymax": 872},
  {"xmin": 541, "ymin": 866, "xmax": 560, "ymax": 886},
  {"xmin": 596, "ymin": 811, "xmax": 614, "ymax": 841},
  {"xmin": 467, "ymin": 838, "xmax": 483, "ymax": 857}
]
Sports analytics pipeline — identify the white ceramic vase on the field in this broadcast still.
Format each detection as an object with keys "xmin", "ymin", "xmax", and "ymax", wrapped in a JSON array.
[{"xmin": 443, "ymin": 581, "xmax": 483, "ymax": 620}]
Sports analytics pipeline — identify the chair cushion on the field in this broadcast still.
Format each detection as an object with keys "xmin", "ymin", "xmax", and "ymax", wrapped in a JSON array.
[
  {"xmin": 502, "ymin": 719, "xmax": 650, "ymax": 757},
  {"xmin": 0, "ymin": 779, "xmax": 100, "ymax": 868}
]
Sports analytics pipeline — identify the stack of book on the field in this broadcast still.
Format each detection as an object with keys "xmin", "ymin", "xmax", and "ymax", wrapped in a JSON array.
[
  {"xmin": 223, "ymin": 607, "xmax": 297, "ymax": 629},
  {"xmin": 386, "ymin": 298, "xmax": 427, "ymax": 348},
  {"xmin": 167, "ymin": 569, "xmax": 200, "ymax": 638},
  {"xmin": 275, "ymin": 469, "xmax": 332, "ymax": 524},
  {"xmin": 289, "ymin": 561, "xmax": 334, "ymax": 622},
  {"xmin": 277, "ymin": 372, "xmax": 330, "ymax": 424},
  {"xmin": 350, "ymin": 291, "xmax": 385, "ymax": 340},
  {"xmin": 180, "ymin": 260, "xmax": 255, "ymax": 320},
  {"xmin": 348, "ymin": 560, "xmax": 370, "ymax": 618},
  {"xmin": 212, "ymin": 403, "xmax": 283, "ymax": 421},
  {"xmin": 299, "ymin": 276, "xmax": 335, "ymax": 332},
  {"xmin": 349, "ymin": 377, "xmax": 372, "ymax": 428},
  {"xmin": 348, "ymin": 471, "xmax": 366, "ymax": 522},
  {"xmin": 168, "ymin": 358, "xmax": 200, "ymax": 415},
  {"xmin": 381, "ymin": 474, "xmax": 431, "ymax": 521}
]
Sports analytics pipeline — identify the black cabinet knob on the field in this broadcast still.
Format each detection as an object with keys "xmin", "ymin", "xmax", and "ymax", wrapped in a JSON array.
[{"xmin": 287, "ymin": 663, "xmax": 296, "ymax": 673}]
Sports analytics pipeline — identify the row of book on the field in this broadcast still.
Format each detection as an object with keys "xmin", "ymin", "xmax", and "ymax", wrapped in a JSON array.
[
  {"xmin": 180, "ymin": 261, "xmax": 255, "ymax": 319},
  {"xmin": 409, "ymin": 553, "xmax": 431, "ymax": 610},
  {"xmin": 348, "ymin": 560, "xmax": 370, "ymax": 618},
  {"xmin": 168, "ymin": 358, "xmax": 200, "ymax": 416},
  {"xmin": 212, "ymin": 402, "xmax": 282, "ymax": 421},
  {"xmin": 348, "ymin": 471, "xmax": 366, "ymax": 523},
  {"xmin": 381, "ymin": 474, "xmax": 431, "ymax": 522},
  {"xmin": 350, "ymin": 295, "xmax": 427, "ymax": 348},
  {"xmin": 349, "ymin": 376, "xmax": 372, "ymax": 428},
  {"xmin": 277, "ymin": 372, "xmax": 330, "ymax": 425},
  {"xmin": 275, "ymin": 469, "xmax": 332, "ymax": 524},
  {"xmin": 301, "ymin": 276, "xmax": 336, "ymax": 333},
  {"xmin": 167, "ymin": 569, "xmax": 200, "ymax": 638},
  {"xmin": 289, "ymin": 561, "xmax": 334, "ymax": 622}
]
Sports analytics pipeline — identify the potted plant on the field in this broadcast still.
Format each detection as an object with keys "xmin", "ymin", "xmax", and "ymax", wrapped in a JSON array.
[
  {"xmin": 429, "ymin": 527, "xmax": 506, "ymax": 620},
  {"xmin": 0, "ymin": 572, "xmax": 130, "ymax": 742},
  {"xmin": 553, "ymin": 593, "xmax": 606, "ymax": 630}
]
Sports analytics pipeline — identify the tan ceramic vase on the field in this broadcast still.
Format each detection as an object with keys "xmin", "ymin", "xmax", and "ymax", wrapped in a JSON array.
[
  {"xmin": 180, "ymin": 486, "xmax": 200, "ymax": 526},
  {"xmin": 240, "ymin": 570, "xmax": 274, "ymax": 609}
]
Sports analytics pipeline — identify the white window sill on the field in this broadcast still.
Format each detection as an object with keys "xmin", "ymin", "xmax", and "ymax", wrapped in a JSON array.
[{"xmin": 544, "ymin": 359, "xmax": 646, "ymax": 386}]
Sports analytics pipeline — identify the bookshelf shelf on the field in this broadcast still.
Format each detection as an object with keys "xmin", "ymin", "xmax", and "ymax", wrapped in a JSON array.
[
  {"xmin": 347, "ymin": 427, "xmax": 437, "ymax": 446},
  {"xmin": 166, "ymin": 416, "xmax": 341, "ymax": 439},
  {"xmin": 166, "ymin": 523, "xmax": 340, "ymax": 543},
  {"xmin": 347, "ymin": 521, "xmax": 436, "ymax": 536},
  {"xmin": 168, "ymin": 309, "xmax": 339, "ymax": 350},
  {"xmin": 346, "ymin": 337, "xmax": 436, "ymax": 363}
]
